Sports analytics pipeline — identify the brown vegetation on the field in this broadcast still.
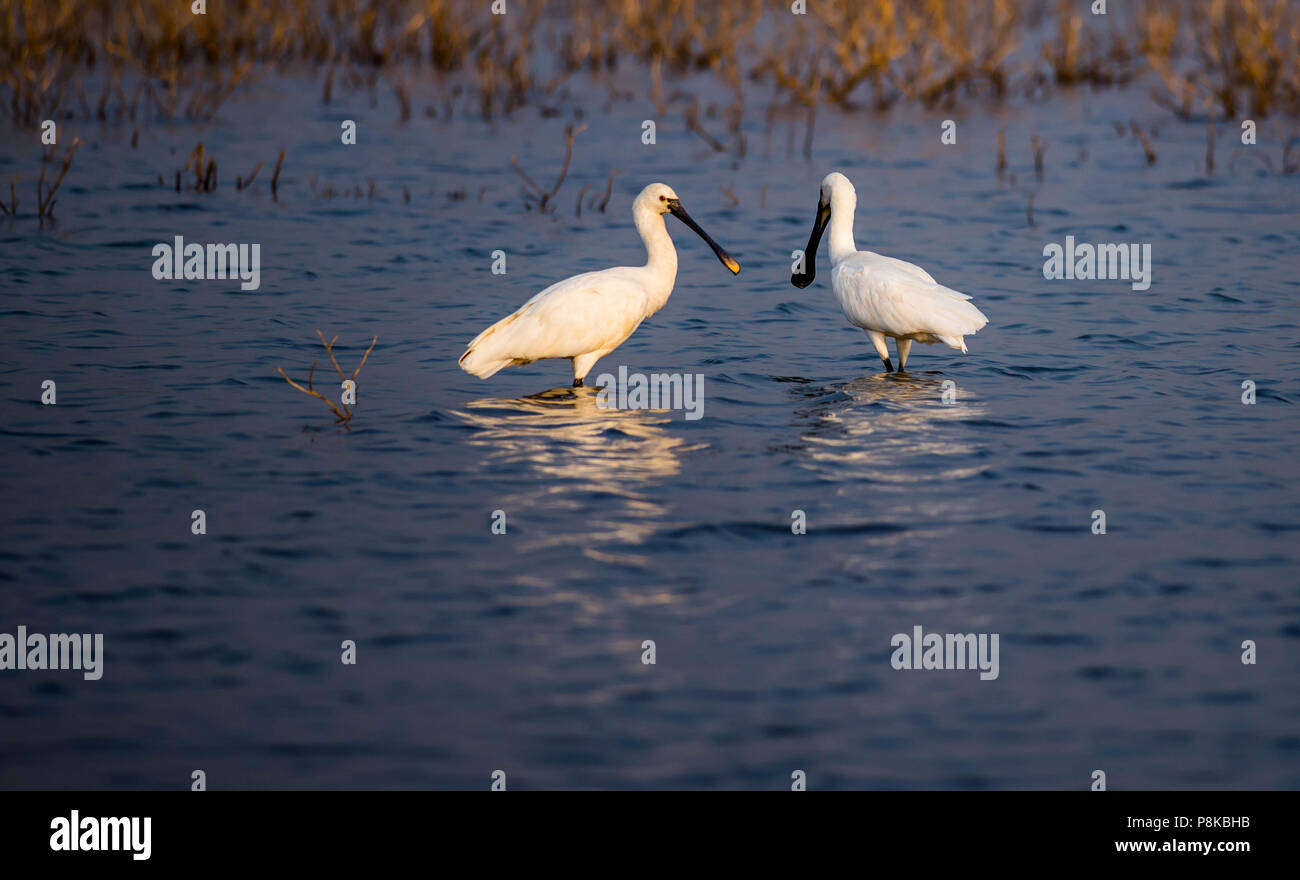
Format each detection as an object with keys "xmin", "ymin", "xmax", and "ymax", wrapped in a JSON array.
[{"xmin": 1, "ymin": 1, "xmax": 1296, "ymax": 128}]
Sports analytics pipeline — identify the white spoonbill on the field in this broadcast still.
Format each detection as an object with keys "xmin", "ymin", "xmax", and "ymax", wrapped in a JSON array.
[
  {"xmin": 459, "ymin": 183, "xmax": 740, "ymax": 387},
  {"xmin": 791, "ymin": 171, "xmax": 988, "ymax": 373}
]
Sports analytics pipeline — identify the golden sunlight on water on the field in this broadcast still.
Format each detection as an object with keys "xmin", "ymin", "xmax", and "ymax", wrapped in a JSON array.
[
  {"xmin": 793, "ymin": 374, "xmax": 995, "ymax": 568},
  {"xmin": 799, "ymin": 374, "xmax": 990, "ymax": 485},
  {"xmin": 452, "ymin": 387, "xmax": 705, "ymax": 565}
]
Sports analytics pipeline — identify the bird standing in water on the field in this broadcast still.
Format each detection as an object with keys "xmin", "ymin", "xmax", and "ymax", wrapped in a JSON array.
[
  {"xmin": 459, "ymin": 183, "xmax": 740, "ymax": 387},
  {"xmin": 792, "ymin": 171, "xmax": 988, "ymax": 372}
]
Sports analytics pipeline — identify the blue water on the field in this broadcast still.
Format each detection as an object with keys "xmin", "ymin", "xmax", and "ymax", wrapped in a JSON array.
[{"xmin": 1, "ymin": 74, "xmax": 1298, "ymax": 789}]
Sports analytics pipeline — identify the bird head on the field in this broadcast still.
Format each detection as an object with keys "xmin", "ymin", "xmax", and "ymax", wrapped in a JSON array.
[{"xmin": 638, "ymin": 183, "xmax": 740, "ymax": 275}]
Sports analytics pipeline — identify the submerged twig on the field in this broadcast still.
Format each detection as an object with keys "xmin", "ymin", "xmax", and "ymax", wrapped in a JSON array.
[
  {"xmin": 684, "ymin": 99, "xmax": 726, "ymax": 152},
  {"xmin": 1284, "ymin": 136, "xmax": 1300, "ymax": 174},
  {"xmin": 237, "ymin": 159, "xmax": 264, "ymax": 190},
  {"xmin": 597, "ymin": 169, "xmax": 622, "ymax": 213},
  {"xmin": 37, "ymin": 138, "xmax": 79, "ymax": 222},
  {"xmin": 278, "ymin": 331, "xmax": 379, "ymax": 425},
  {"xmin": 1130, "ymin": 122, "xmax": 1157, "ymax": 164},
  {"xmin": 1205, "ymin": 101, "xmax": 1216, "ymax": 175},
  {"xmin": 510, "ymin": 123, "xmax": 586, "ymax": 213},
  {"xmin": 277, "ymin": 362, "xmax": 350, "ymax": 423},
  {"xmin": 271, "ymin": 149, "xmax": 285, "ymax": 200}
]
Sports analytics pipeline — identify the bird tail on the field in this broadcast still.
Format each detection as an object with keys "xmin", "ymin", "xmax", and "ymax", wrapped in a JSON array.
[
  {"xmin": 458, "ymin": 347, "xmax": 512, "ymax": 379},
  {"xmin": 932, "ymin": 286, "xmax": 988, "ymax": 353},
  {"xmin": 458, "ymin": 312, "xmax": 522, "ymax": 379}
]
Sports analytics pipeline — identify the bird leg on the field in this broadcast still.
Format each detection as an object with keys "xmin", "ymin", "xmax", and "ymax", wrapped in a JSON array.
[
  {"xmin": 571, "ymin": 352, "xmax": 601, "ymax": 388},
  {"xmin": 896, "ymin": 338, "xmax": 912, "ymax": 372},
  {"xmin": 867, "ymin": 331, "xmax": 893, "ymax": 374}
]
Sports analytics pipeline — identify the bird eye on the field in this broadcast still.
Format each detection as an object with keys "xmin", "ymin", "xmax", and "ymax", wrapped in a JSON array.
[{"xmin": 659, "ymin": 195, "xmax": 666, "ymax": 201}]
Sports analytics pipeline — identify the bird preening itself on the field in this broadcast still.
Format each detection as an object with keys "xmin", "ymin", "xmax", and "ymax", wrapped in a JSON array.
[
  {"xmin": 459, "ymin": 183, "xmax": 741, "ymax": 387},
  {"xmin": 792, "ymin": 171, "xmax": 989, "ymax": 373}
]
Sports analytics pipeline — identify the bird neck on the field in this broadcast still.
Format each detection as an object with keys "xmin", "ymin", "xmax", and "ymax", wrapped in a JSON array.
[
  {"xmin": 635, "ymin": 204, "xmax": 678, "ymax": 306},
  {"xmin": 827, "ymin": 195, "xmax": 857, "ymax": 265}
]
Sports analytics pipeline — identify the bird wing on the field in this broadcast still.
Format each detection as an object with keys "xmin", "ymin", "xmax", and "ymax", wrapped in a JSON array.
[
  {"xmin": 466, "ymin": 270, "xmax": 651, "ymax": 363},
  {"xmin": 857, "ymin": 250, "xmax": 945, "ymax": 288},
  {"xmin": 832, "ymin": 253, "xmax": 988, "ymax": 339}
]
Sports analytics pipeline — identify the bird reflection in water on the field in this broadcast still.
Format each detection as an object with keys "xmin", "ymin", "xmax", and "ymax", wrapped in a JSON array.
[
  {"xmin": 790, "ymin": 372, "xmax": 988, "ymax": 484},
  {"xmin": 451, "ymin": 386, "xmax": 703, "ymax": 565},
  {"xmin": 777, "ymin": 372, "xmax": 995, "ymax": 574}
]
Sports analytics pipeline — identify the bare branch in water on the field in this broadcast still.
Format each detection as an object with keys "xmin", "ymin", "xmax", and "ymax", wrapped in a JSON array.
[
  {"xmin": 510, "ymin": 123, "xmax": 587, "ymax": 213},
  {"xmin": 237, "ymin": 159, "xmax": 264, "ymax": 190},
  {"xmin": 38, "ymin": 138, "xmax": 79, "ymax": 222},
  {"xmin": 279, "ymin": 332, "xmax": 379, "ymax": 425},
  {"xmin": 1284, "ymin": 136, "xmax": 1300, "ymax": 174},
  {"xmin": 277, "ymin": 366, "xmax": 350, "ymax": 424},
  {"xmin": 316, "ymin": 330, "xmax": 347, "ymax": 382},
  {"xmin": 684, "ymin": 99, "xmax": 726, "ymax": 153},
  {"xmin": 351, "ymin": 336, "xmax": 378, "ymax": 380},
  {"xmin": 271, "ymin": 149, "xmax": 285, "ymax": 200},
  {"xmin": 510, "ymin": 156, "xmax": 543, "ymax": 198},
  {"xmin": 1130, "ymin": 122, "xmax": 1157, "ymax": 165},
  {"xmin": 597, "ymin": 169, "xmax": 622, "ymax": 213}
]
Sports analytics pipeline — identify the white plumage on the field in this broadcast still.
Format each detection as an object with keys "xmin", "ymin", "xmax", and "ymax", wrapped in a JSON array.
[
  {"xmin": 792, "ymin": 171, "xmax": 988, "ymax": 372},
  {"xmin": 459, "ymin": 182, "xmax": 740, "ymax": 387}
]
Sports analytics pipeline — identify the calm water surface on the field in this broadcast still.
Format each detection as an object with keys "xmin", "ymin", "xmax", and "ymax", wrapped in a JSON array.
[{"xmin": 1, "ymin": 74, "xmax": 1298, "ymax": 789}]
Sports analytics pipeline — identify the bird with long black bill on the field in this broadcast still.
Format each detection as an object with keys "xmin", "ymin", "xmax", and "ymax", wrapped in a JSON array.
[
  {"xmin": 792, "ymin": 171, "xmax": 988, "ymax": 373},
  {"xmin": 460, "ymin": 182, "xmax": 740, "ymax": 387}
]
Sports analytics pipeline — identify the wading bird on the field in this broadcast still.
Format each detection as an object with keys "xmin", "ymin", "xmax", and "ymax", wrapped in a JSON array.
[
  {"xmin": 459, "ymin": 183, "xmax": 740, "ymax": 387},
  {"xmin": 791, "ymin": 171, "xmax": 988, "ymax": 373}
]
